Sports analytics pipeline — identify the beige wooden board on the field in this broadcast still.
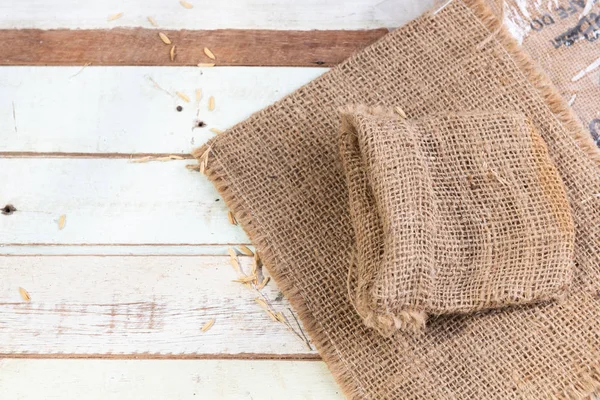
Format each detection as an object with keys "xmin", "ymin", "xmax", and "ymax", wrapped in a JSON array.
[
  {"xmin": 0, "ymin": 359, "xmax": 343, "ymax": 399},
  {"xmin": 0, "ymin": 256, "xmax": 314, "ymax": 356},
  {"xmin": 0, "ymin": 159, "xmax": 250, "ymax": 246}
]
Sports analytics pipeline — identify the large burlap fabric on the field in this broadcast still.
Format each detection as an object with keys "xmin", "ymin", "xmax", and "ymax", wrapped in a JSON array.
[
  {"xmin": 194, "ymin": 0, "xmax": 600, "ymax": 398},
  {"xmin": 339, "ymin": 107, "xmax": 574, "ymax": 336}
]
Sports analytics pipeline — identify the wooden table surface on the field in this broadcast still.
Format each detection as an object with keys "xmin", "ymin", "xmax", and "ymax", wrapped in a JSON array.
[{"xmin": 0, "ymin": 1, "xmax": 434, "ymax": 398}]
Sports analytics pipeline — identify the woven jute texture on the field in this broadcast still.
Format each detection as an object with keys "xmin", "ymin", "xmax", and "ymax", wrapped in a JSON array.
[
  {"xmin": 339, "ymin": 108, "xmax": 574, "ymax": 336},
  {"xmin": 487, "ymin": 0, "xmax": 600, "ymax": 143},
  {"xmin": 194, "ymin": 0, "xmax": 600, "ymax": 398}
]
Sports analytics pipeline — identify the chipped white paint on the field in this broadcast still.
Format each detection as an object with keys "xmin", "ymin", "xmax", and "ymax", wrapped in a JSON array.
[
  {"xmin": 0, "ymin": 256, "xmax": 313, "ymax": 355},
  {"xmin": 0, "ymin": 158, "xmax": 249, "ymax": 245},
  {"xmin": 0, "ymin": 67, "xmax": 327, "ymax": 154},
  {"xmin": 0, "ymin": 359, "xmax": 343, "ymax": 399},
  {"xmin": 0, "ymin": 0, "xmax": 434, "ymax": 30}
]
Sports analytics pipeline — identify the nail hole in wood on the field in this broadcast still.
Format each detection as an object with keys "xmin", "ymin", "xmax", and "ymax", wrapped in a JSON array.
[
  {"xmin": 2, "ymin": 204, "xmax": 16, "ymax": 215},
  {"xmin": 176, "ymin": 105, "xmax": 183, "ymax": 112},
  {"xmin": 197, "ymin": 121, "xmax": 206, "ymax": 127}
]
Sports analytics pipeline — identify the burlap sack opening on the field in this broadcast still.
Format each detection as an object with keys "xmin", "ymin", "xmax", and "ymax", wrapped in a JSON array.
[
  {"xmin": 193, "ymin": 0, "xmax": 600, "ymax": 397},
  {"xmin": 339, "ymin": 106, "xmax": 575, "ymax": 336}
]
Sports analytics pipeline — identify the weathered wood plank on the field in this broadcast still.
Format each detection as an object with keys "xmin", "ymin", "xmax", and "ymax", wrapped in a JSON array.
[
  {"xmin": 0, "ymin": 0, "xmax": 434, "ymax": 30},
  {"xmin": 0, "ymin": 158, "xmax": 248, "ymax": 245},
  {"xmin": 0, "ymin": 359, "xmax": 343, "ymax": 399},
  {"xmin": 0, "ymin": 256, "xmax": 315, "ymax": 356},
  {"xmin": 0, "ymin": 28, "xmax": 388, "ymax": 67},
  {"xmin": 0, "ymin": 244, "xmax": 238, "ymax": 256},
  {"xmin": 0, "ymin": 66, "xmax": 326, "ymax": 154}
]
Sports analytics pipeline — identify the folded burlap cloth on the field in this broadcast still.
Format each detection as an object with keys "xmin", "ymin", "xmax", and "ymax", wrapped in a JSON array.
[
  {"xmin": 340, "ymin": 108, "xmax": 574, "ymax": 336},
  {"xmin": 194, "ymin": 0, "xmax": 600, "ymax": 398}
]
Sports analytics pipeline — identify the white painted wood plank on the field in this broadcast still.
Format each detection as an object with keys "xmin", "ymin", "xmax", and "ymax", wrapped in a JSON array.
[
  {"xmin": 0, "ymin": 158, "xmax": 249, "ymax": 245},
  {"xmin": 0, "ymin": 256, "xmax": 314, "ymax": 355},
  {"xmin": 0, "ymin": 0, "xmax": 434, "ymax": 30},
  {"xmin": 0, "ymin": 244, "xmax": 245, "ymax": 256},
  {"xmin": 0, "ymin": 359, "xmax": 343, "ymax": 400},
  {"xmin": 0, "ymin": 66, "xmax": 326, "ymax": 154}
]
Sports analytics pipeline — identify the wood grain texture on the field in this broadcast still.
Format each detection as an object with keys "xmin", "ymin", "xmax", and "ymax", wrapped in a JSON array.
[
  {"xmin": 0, "ymin": 28, "xmax": 388, "ymax": 67},
  {"xmin": 0, "ymin": 159, "xmax": 249, "ymax": 245},
  {"xmin": 0, "ymin": 256, "xmax": 315, "ymax": 356},
  {"xmin": 0, "ymin": 359, "xmax": 342, "ymax": 399},
  {"xmin": 0, "ymin": 66, "xmax": 326, "ymax": 154}
]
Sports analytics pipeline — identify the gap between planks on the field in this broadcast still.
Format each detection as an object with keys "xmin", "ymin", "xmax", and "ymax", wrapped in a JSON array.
[
  {"xmin": 0, "ymin": 152, "xmax": 195, "ymax": 159},
  {"xmin": 0, "ymin": 353, "xmax": 320, "ymax": 360},
  {"xmin": 0, "ymin": 28, "xmax": 388, "ymax": 67}
]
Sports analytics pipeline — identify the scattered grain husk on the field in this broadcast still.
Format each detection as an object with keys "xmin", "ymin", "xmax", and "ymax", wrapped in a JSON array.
[
  {"xmin": 147, "ymin": 16, "xmax": 158, "ymax": 27},
  {"xmin": 180, "ymin": 1, "xmax": 193, "ymax": 8},
  {"xmin": 58, "ymin": 215, "xmax": 66, "ymax": 230},
  {"xmin": 257, "ymin": 276, "xmax": 270, "ymax": 290},
  {"xmin": 238, "ymin": 245, "xmax": 254, "ymax": 256},
  {"xmin": 265, "ymin": 310, "xmax": 278, "ymax": 321},
  {"xmin": 394, "ymin": 106, "xmax": 407, "ymax": 119},
  {"xmin": 275, "ymin": 312, "xmax": 287, "ymax": 323},
  {"xmin": 108, "ymin": 13, "xmax": 123, "ymax": 21},
  {"xmin": 195, "ymin": 89, "xmax": 202, "ymax": 102},
  {"xmin": 198, "ymin": 147, "xmax": 210, "ymax": 174},
  {"xmin": 170, "ymin": 46, "xmax": 176, "ymax": 61},
  {"xmin": 210, "ymin": 128, "xmax": 223, "ymax": 135},
  {"xmin": 159, "ymin": 32, "xmax": 172, "ymax": 45},
  {"xmin": 176, "ymin": 91, "xmax": 190, "ymax": 102},
  {"xmin": 19, "ymin": 287, "xmax": 30, "ymax": 302},
  {"xmin": 233, "ymin": 275, "xmax": 256, "ymax": 283},
  {"xmin": 227, "ymin": 210, "xmax": 237, "ymax": 225},
  {"xmin": 254, "ymin": 297, "xmax": 270, "ymax": 310},
  {"xmin": 197, "ymin": 63, "xmax": 215, "ymax": 68},
  {"xmin": 208, "ymin": 96, "xmax": 215, "ymax": 111},
  {"xmin": 186, "ymin": 164, "xmax": 201, "ymax": 171},
  {"xmin": 204, "ymin": 47, "xmax": 216, "ymax": 60},
  {"xmin": 201, "ymin": 319, "xmax": 215, "ymax": 332}
]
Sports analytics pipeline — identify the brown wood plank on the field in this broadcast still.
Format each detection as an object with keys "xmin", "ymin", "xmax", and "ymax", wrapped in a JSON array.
[{"xmin": 0, "ymin": 28, "xmax": 388, "ymax": 67}]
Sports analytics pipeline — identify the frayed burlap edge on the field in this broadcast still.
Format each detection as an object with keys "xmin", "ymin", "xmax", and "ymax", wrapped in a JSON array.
[{"xmin": 192, "ymin": 0, "xmax": 600, "ymax": 397}]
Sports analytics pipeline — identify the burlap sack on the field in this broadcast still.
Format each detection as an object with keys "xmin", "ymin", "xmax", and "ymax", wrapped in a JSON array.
[
  {"xmin": 339, "ymin": 107, "xmax": 574, "ymax": 336},
  {"xmin": 194, "ymin": 0, "xmax": 600, "ymax": 397},
  {"xmin": 488, "ymin": 0, "xmax": 600, "ymax": 143}
]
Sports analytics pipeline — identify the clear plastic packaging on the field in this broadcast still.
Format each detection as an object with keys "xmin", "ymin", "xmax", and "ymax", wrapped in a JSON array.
[{"xmin": 489, "ymin": 0, "xmax": 599, "ymax": 142}]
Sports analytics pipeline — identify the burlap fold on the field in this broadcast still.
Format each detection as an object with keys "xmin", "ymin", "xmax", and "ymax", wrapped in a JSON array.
[
  {"xmin": 194, "ymin": 0, "xmax": 600, "ymax": 398},
  {"xmin": 339, "ymin": 107, "xmax": 574, "ymax": 336}
]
